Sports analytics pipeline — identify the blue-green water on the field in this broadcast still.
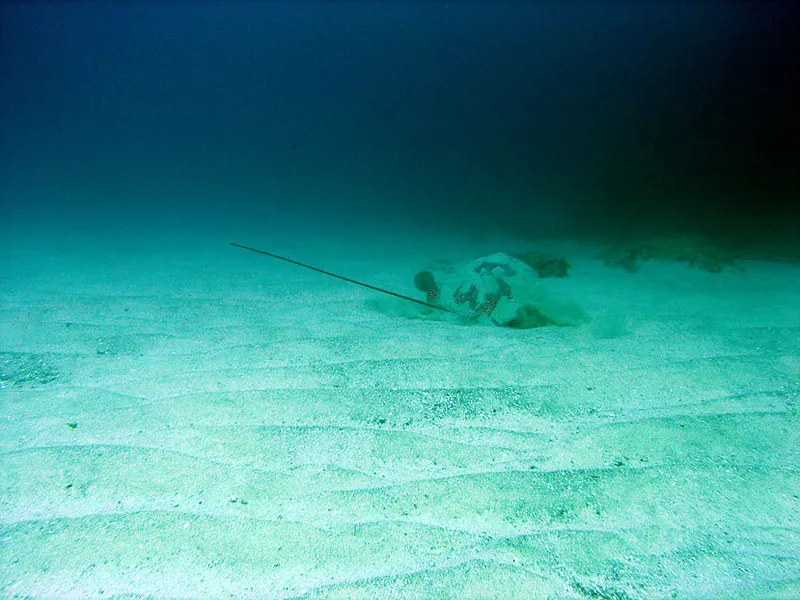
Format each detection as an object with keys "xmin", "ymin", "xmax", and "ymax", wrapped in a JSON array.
[
  {"xmin": 1, "ymin": 3, "xmax": 798, "ymax": 598},
  {"xmin": 2, "ymin": 1, "xmax": 797, "ymax": 244}
]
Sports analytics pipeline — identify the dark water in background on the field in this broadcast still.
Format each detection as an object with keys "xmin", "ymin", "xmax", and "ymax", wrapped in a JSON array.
[{"xmin": 1, "ymin": 1, "xmax": 797, "ymax": 246}]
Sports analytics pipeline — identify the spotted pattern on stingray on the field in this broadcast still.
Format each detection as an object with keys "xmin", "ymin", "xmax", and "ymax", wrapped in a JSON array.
[{"xmin": 479, "ymin": 293, "xmax": 499, "ymax": 315}]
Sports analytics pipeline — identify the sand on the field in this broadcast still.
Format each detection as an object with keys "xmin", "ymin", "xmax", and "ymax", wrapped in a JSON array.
[{"xmin": 1, "ymin": 225, "xmax": 798, "ymax": 599}]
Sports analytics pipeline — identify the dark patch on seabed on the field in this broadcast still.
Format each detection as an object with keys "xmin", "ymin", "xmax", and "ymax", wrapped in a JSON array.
[{"xmin": 0, "ymin": 352, "xmax": 61, "ymax": 387}]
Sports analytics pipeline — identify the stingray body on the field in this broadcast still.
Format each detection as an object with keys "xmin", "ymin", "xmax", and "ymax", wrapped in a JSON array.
[{"xmin": 231, "ymin": 243, "xmax": 584, "ymax": 328}]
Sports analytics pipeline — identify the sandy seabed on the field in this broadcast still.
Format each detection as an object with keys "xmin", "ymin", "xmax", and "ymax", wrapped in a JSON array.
[{"xmin": 1, "ymin": 226, "xmax": 798, "ymax": 599}]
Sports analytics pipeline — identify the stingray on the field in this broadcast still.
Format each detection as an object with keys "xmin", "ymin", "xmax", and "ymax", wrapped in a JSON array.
[{"xmin": 231, "ymin": 242, "xmax": 453, "ymax": 314}]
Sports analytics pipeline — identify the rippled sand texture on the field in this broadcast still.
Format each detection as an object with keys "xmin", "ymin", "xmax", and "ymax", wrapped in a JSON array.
[{"xmin": 1, "ymin": 239, "xmax": 798, "ymax": 599}]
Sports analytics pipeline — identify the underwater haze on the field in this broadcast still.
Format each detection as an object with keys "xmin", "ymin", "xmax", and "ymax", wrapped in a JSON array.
[
  {"xmin": 2, "ymin": 2, "xmax": 799, "ymax": 599},
  {"xmin": 1, "ymin": 0, "xmax": 797, "ymax": 242}
]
